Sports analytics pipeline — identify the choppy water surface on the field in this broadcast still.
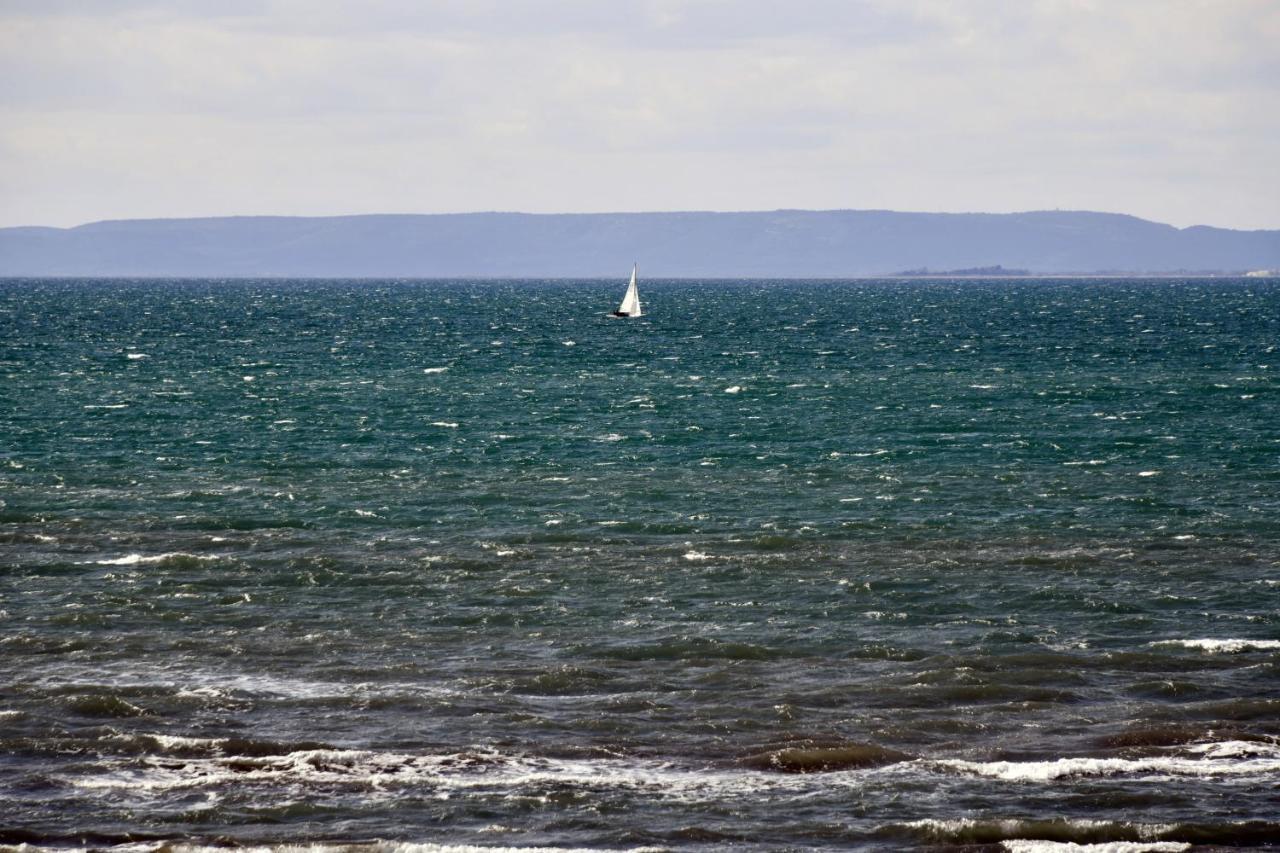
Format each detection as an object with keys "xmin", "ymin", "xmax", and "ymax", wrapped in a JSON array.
[{"xmin": 1, "ymin": 278, "xmax": 1278, "ymax": 851}]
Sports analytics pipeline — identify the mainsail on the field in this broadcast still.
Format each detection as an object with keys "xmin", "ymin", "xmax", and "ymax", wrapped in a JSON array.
[{"xmin": 615, "ymin": 264, "xmax": 642, "ymax": 317}]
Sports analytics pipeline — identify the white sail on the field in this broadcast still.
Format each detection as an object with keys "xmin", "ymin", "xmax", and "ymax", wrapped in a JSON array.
[{"xmin": 616, "ymin": 264, "xmax": 642, "ymax": 317}]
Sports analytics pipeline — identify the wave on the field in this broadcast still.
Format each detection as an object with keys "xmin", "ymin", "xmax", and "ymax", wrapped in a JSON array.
[
  {"xmin": 65, "ymin": 694, "xmax": 155, "ymax": 718},
  {"xmin": 1150, "ymin": 638, "xmax": 1280, "ymax": 654},
  {"xmin": 63, "ymin": 746, "xmax": 821, "ymax": 800},
  {"xmin": 1002, "ymin": 842, "xmax": 1187, "ymax": 852},
  {"xmin": 886, "ymin": 816, "xmax": 1280, "ymax": 848},
  {"xmin": 740, "ymin": 742, "xmax": 911, "ymax": 773},
  {"xmin": 59, "ymin": 735, "xmax": 1280, "ymax": 801},
  {"xmin": 931, "ymin": 740, "xmax": 1280, "ymax": 781},
  {"xmin": 896, "ymin": 818, "xmax": 1180, "ymax": 844},
  {"xmin": 16, "ymin": 839, "xmax": 1260, "ymax": 853},
  {"xmin": 0, "ymin": 840, "xmax": 666, "ymax": 853},
  {"xmin": 93, "ymin": 552, "xmax": 222, "ymax": 567},
  {"xmin": 104, "ymin": 732, "xmax": 332, "ymax": 758}
]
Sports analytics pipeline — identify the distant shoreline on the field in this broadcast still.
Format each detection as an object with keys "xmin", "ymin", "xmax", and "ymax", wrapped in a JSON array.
[{"xmin": 2, "ymin": 209, "xmax": 1277, "ymax": 278}]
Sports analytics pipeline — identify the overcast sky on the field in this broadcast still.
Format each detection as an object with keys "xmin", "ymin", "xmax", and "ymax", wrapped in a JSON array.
[{"xmin": 2, "ymin": 0, "xmax": 1277, "ymax": 230}]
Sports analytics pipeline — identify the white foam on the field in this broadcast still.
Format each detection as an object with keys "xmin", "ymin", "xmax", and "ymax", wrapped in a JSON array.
[
  {"xmin": 97, "ymin": 554, "xmax": 145, "ymax": 565},
  {"xmin": 724, "ymin": 385, "xmax": 742, "ymax": 394},
  {"xmin": 54, "ymin": 740, "xmax": 1280, "ymax": 817},
  {"xmin": 112, "ymin": 732, "xmax": 224, "ymax": 751},
  {"xmin": 126, "ymin": 352, "xmax": 149, "ymax": 360},
  {"xmin": 902, "ymin": 818, "xmax": 1182, "ymax": 844},
  {"xmin": 95, "ymin": 552, "xmax": 218, "ymax": 566},
  {"xmin": 682, "ymin": 550, "xmax": 713, "ymax": 561},
  {"xmin": 430, "ymin": 421, "xmax": 459, "ymax": 428},
  {"xmin": 1183, "ymin": 740, "xmax": 1280, "ymax": 759},
  {"xmin": 422, "ymin": 367, "xmax": 450, "ymax": 373},
  {"xmin": 64, "ymin": 748, "xmax": 834, "ymax": 802},
  {"xmin": 1008, "ymin": 842, "xmax": 1190, "ymax": 853},
  {"xmin": 1003, "ymin": 843, "xmax": 1188, "ymax": 852},
  {"xmin": 1151, "ymin": 638, "xmax": 1280, "ymax": 654},
  {"xmin": 168, "ymin": 844, "xmax": 665, "ymax": 853},
  {"xmin": 933, "ymin": 750, "xmax": 1280, "ymax": 782}
]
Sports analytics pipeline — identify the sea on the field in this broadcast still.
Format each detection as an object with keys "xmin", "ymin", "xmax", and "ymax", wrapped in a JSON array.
[{"xmin": 1, "ymin": 277, "xmax": 1278, "ymax": 852}]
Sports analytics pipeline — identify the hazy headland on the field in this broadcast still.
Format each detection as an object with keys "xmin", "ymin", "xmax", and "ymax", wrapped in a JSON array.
[{"xmin": 3, "ymin": 208, "xmax": 1277, "ymax": 278}]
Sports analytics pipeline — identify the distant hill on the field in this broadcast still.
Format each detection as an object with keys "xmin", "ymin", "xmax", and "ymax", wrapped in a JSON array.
[{"xmin": 2, "ymin": 209, "xmax": 1278, "ymax": 277}]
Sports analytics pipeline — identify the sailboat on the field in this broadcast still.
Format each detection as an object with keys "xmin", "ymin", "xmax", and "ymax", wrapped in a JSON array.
[{"xmin": 611, "ymin": 264, "xmax": 642, "ymax": 318}]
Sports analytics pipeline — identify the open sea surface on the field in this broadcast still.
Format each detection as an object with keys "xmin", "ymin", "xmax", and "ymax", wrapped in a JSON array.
[{"xmin": 1, "ymin": 277, "xmax": 1278, "ymax": 851}]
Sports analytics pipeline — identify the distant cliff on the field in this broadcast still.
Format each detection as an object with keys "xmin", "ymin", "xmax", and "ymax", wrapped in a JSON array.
[{"xmin": 2, "ymin": 209, "xmax": 1278, "ymax": 277}]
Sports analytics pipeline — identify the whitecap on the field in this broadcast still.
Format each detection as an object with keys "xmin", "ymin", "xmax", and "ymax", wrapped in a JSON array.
[
  {"xmin": 169, "ymin": 843, "xmax": 661, "ymax": 853},
  {"xmin": 682, "ymin": 551, "xmax": 713, "ymax": 561},
  {"xmin": 1151, "ymin": 638, "xmax": 1280, "ymax": 654},
  {"xmin": 423, "ymin": 367, "xmax": 450, "ymax": 374},
  {"xmin": 95, "ymin": 552, "xmax": 220, "ymax": 566},
  {"xmin": 1184, "ymin": 740, "xmax": 1280, "ymax": 759},
  {"xmin": 724, "ymin": 385, "xmax": 742, "ymax": 394},
  {"xmin": 64, "ymin": 747, "xmax": 823, "ymax": 801},
  {"xmin": 431, "ymin": 421, "xmax": 459, "ymax": 428},
  {"xmin": 1003, "ymin": 842, "xmax": 1188, "ymax": 852},
  {"xmin": 906, "ymin": 819, "xmax": 1185, "ymax": 850},
  {"xmin": 932, "ymin": 749, "xmax": 1280, "ymax": 782}
]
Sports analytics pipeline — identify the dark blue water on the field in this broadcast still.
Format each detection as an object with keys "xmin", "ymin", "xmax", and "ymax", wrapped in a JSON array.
[{"xmin": 2, "ymin": 278, "xmax": 1278, "ymax": 851}]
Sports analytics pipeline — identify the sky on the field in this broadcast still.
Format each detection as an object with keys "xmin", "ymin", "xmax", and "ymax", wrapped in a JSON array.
[{"xmin": 1, "ymin": 0, "xmax": 1278, "ymax": 230}]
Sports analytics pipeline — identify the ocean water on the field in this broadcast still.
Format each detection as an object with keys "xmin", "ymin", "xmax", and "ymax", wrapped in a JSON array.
[{"xmin": 1, "ymin": 277, "xmax": 1278, "ymax": 851}]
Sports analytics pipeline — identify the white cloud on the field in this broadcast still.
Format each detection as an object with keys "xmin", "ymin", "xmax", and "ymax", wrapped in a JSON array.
[{"xmin": 1, "ymin": 0, "xmax": 1277, "ymax": 228}]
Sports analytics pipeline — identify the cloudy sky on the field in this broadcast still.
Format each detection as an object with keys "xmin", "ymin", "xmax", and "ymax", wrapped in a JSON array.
[{"xmin": 2, "ymin": 0, "xmax": 1277, "ymax": 229}]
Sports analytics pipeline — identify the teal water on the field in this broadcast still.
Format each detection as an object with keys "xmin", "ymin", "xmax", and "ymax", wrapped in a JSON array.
[{"xmin": 1, "ymin": 278, "xmax": 1278, "ymax": 850}]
